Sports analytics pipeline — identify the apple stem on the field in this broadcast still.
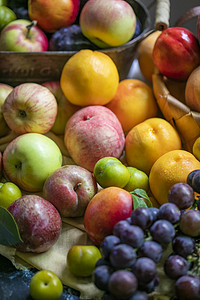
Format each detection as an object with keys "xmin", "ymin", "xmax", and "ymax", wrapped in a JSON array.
[
  {"xmin": 26, "ymin": 20, "xmax": 37, "ymax": 39},
  {"xmin": 74, "ymin": 182, "xmax": 82, "ymax": 191}
]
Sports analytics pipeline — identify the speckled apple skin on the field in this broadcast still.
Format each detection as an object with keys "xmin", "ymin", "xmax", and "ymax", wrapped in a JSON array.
[
  {"xmin": 8, "ymin": 195, "xmax": 62, "ymax": 253},
  {"xmin": 43, "ymin": 165, "xmax": 98, "ymax": 217},
  {"xmin": 64, "ymin": 105, "xmax": 125, "ymax": 172}
]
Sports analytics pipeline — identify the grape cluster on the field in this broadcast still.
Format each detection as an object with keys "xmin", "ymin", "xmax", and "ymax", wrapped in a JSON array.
[{"xmin": 93, "ymin": 175, "xmax": 200, "ymax": 300}]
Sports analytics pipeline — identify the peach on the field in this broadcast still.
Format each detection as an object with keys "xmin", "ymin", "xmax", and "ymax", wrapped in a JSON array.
[
  {"xmin": 84, "ymin": 187, "xmax": 133, "ymax": 245},
  {"xmin": 106, "ymin": 79, "xmax": 158, "ymax": 135},
  {"xmin": 185, "ymin": 66, "xmax": 200, "ymax": 112},
  {"xmin": 64, "ymin": 105, "xmax": 125, "ymax": 172},
  {"xmin": 153, "ymin": 27, "xmax": 200, "ymax": 80}
]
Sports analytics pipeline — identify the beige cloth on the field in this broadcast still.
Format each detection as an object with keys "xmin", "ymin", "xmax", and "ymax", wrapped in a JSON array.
[{"xmin": 0, "ymin": 220, "xmax": 103, "ymax": 300}]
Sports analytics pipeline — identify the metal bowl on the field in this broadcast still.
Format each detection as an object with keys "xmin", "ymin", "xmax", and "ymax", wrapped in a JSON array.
[{"xmin": 0, "ymin": 0, "xmax": 151, "ymax": 86}]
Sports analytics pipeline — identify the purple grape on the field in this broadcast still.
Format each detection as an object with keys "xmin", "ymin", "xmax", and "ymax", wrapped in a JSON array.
[
  {"xmin": 129, "ymin": 291, "xmax": 148, "ymax": 300},
  {"xmin": 95, "ymin": 257, "xmax": 110, "ymax": 267},
  {"xmin": 120, "ymin": 225, "xmax": 144, "ymax": 249},
  {"xmin": 172, "ymin": 235, "xmax": 195, "ymax": 258},
  {"xmin": 93, "ymin": 265, "xmax": 113, "ymax": 291},
  {"xmin": 187, "ymin": 169, "xmax": 200, "ymax": 186},
  {"xmin": 158, "ymin": 202, "xmax": 181, "ymax": 224},
  {"xmin": 175, "ymin": 275, "xmax": 200, "ymax": 300},
  {"xmin": 109, "ymin": 244, "xmax": 137, "ymax": 269},
  {"xmin": 131, "ymin": 207, "xmax": 153, "ymax": 230},
  {"xmin": 148, "ymin": 207, "xmax": 159, "ymax": 222},
  {"xmin": 113, "ymin": 219, "xmax": 130, "ymax": 238},
  {"xmin": 190, "ymin": 170, "xmax": 200, "ymax": 194},
  {"xmin": 132, "ymin": 257, "xmax": 157, "ymax": 284},
  {"xmin": 138, "ymin": 275, "xmax": 159, "ymax": 293},
  {"xmin": 101, "ymin": 235, "xmax": 121, "ymax": 258},
  {"xmin": 168, "ymin": 182, "xmax": 194, "ymax": 209},
  {"xmin": 179, "ymin": 209, "xmax": 200, "ymax": 237},
  {"xmin": 138, "ymin": 240, "xmax": 163, "ymax": 263},
  {"xmin": 108, "ymin": 270, "xmax": 138, "ymax": 299},
  {"xmin": 150, "ymin": 219, "xmax": 175, "ymax": 244},
  {"xmin": 164, "ymin": 255, "xmax": 189, "ymax": 280}
]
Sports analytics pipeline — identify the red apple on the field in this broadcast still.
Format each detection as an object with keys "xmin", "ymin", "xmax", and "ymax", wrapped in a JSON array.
[
  {"xmin": 42, "ymin": 81, "xmax": 80, "ymax": 135},
  {"xmin": 28, "ymin": 0, "xmax": 80, "ymax": 33},
  {"xmin": 0, "ymin": 19, "xmax": 48, "ymax": 52},
  {"xmin": 7, "ymin": 195, "xmax": 62, "ymax": 253},
  {"xmin": 84, "ymin": 187, "xmax": 133, "ymax": 245},
  {"xmin": 2, "ymin": 83, "xmax": 57, "ymax": 135},
  {"xmin": 64, "ymin": 105, "xmax": 125, "ymax": 172},
  {"xmin": 43, "ymin": 165, "xmax": 98, "ymax": 217},
  {"xmin": 153, "ymin": 27, "xmax": 200, "ymax": 80}
]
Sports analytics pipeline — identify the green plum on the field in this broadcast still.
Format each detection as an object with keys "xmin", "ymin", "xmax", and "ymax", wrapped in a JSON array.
[
  {"xmin": 93, "ymin": 157, "xmax": 130, "ymax": 188},
  {"xmin": 67, "ymin": 245, "xmax": 102, "ymax": 277},
  {"xmin": 29, "ymin": 270, "xmax": 63, "ymax": 300},
  {"xmin": 124, "ymin": 167, "xmax": 149, "ymax": 192},
  {"xmin": 0, "ymin": 182, "xmax": 22, "ymax": 209},
  {"xmin": 0, "ymin": 6, "xmax": 16, "ymax": 31}
]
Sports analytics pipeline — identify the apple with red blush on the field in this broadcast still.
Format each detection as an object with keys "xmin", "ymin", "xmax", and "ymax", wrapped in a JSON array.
[
  {"xmin": 28, "ymin": 0, "xmax": 80, "ymax": 33},
  {"xmin": 79, "ymin": 0, "xmax": 137, "ymax": 48},
  {"xmin": 7, "ymin": 195, "xmax": 62, "ymax": 253},
  {"xmin": 43, "ymin": 165, "xmax": 98, "ymax": 217},
  {"xmin": 153, "ymin": 27, "xmax": 200, "ymax": 80},
  {"xmin": 84, "ymin": 186, "xmax": 133, "ymax": 246},
  {"xmin": 0, "ymin": 19, "xmax": 48, "ymax": 52},
  {"xmin": 2, "ymin": 82, "xmax": 57, "ymax": 135},
  {"xmin": 64, "ymin": 105, "xmax": 125, "ymax": 172}
]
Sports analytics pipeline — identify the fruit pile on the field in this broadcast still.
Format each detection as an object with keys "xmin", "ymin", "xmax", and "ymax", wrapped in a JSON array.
[
  {"xmin": 0, "ymin": 0, "xmax": 141, "ymax": 52},
  {"xmin": 1, "ymin": 0, "xmax": 200, "ymax": 300},
  {"xmin": 93, "ymin": 176, "xmax": 200, "ymax": 300}
]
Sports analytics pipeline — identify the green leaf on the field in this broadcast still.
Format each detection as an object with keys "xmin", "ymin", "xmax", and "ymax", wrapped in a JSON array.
[
  {"xmin": 0, "ymin": 206, "xmax": 23, "ymax": 246},
  {"xmin": 130, "ymin": 188, "xmax": 153, "ymax": 209}
]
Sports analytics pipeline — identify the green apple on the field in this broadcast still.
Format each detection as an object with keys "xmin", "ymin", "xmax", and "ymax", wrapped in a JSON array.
[
  {"xmin": 93, "ymin": 157, "xmax": 130, "ymax": 188},
  {"xmin": 3, "ymin": 133, "xmax": 62, "ymax": 192},
  {"xmin": 30, "ymin": 270, "xmax": 63, "ymax": 300},
  {"xmin": 0, "ymin": 182, "xmax": 22, "ymax": 209},
  {"xmin": 0, "ymin": 83, "xmax": 13, "ymax": 137},
  {"xmin": 0, "ymin": 6, "xmax": 16, "ymax": 31},
  {"xmin": 80, "ymin": 0, "xmax": 136, "ymax": 48},
  {"xmin": 67, "ymin": 245, "xmax": 102, "ymax": 277},
  {"xmin": 124, "ymin": 166, "xmax": 149, "ymax": 192}
]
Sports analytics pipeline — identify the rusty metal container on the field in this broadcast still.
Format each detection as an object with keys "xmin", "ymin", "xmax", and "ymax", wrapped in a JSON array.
[{"xmin": 0, "ymin": 0, "xmax": 151, "ymax": 86}]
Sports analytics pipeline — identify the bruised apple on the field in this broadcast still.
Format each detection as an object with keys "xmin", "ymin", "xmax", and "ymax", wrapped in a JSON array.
[
  {"xmin": 153, "ymin": 27, "xmax": 200, "ymax": 80},
  {"xmin": 7, "ymin": 195, "xmax": 62, "ymax": 253},
  {"xmin": 64, "ymin": 106, "xmax": 125, "ymax": 172},
  {"xmin": 43, "ymin": 165, "xmax": 98, "ymax": 217},
  {"xmin": 84, "ymin": 187, "xmax": 133, "ymax": 245}
]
